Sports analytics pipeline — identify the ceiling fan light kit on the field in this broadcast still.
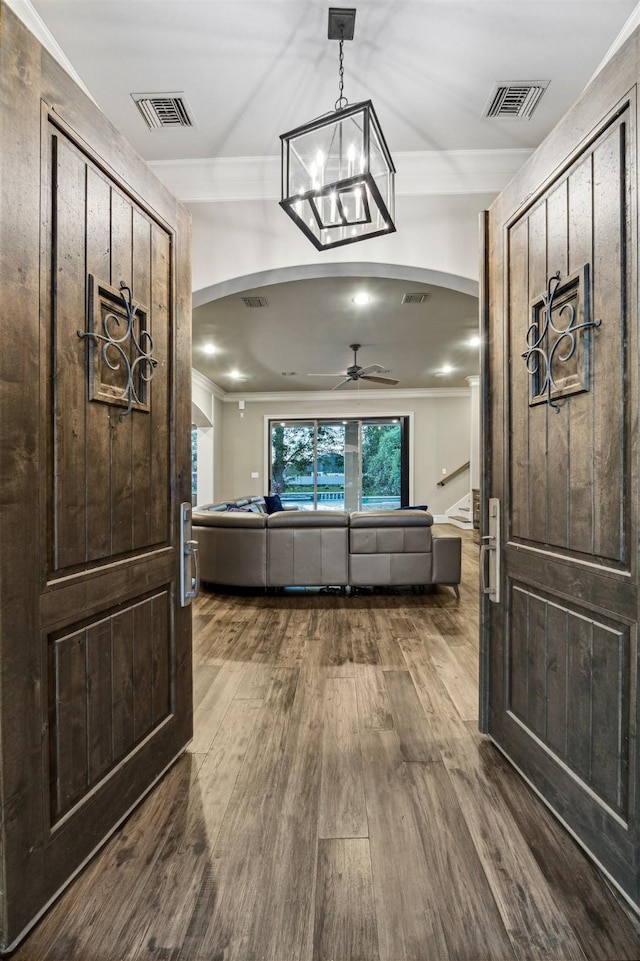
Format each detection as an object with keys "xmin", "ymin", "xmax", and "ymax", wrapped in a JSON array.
[{"xmin": 279, "ymin": 7, "xmax": 396, "ymax": 251}]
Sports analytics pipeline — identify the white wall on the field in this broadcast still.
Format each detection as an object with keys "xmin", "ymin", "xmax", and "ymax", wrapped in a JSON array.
[
  {"xmin": 218, "ymin": 391, "xmax": 470, "ymax": 518},
  {"xmin": 192, "ymin": 371, "xmax": 219, "ymax": 505},
  {"xmin": 189, "ymin": 192, "xmax": 495, "ymax": 300},
  {"xmin": 186, "ymin": 186, "xmax": 486, "ymax": 516}
]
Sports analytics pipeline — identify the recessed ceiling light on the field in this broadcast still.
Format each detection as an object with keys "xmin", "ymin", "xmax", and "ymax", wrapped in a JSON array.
[
  {"xmin": 440, "ymin": 364, "xmax": 454, "ymax": 375},
  {"xmin": 468, "ymin": 335, "xmax": 481, "ymax": 347},
  {"xmin": 228, "ymin": 369, "xmax": 245, "ymax": 380},
  {"xmin": 352, "ymin": 292, "xmax": 371, "ymax": 306},
  {"xmin": 202, "ymin": 343, "xmax": 218, "ymax": 354}
]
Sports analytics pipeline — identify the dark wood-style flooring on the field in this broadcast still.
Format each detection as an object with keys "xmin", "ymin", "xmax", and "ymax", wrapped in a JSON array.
[{"xmin": 13, "ymin": 530, "xmax": 640, "ymax": 960}]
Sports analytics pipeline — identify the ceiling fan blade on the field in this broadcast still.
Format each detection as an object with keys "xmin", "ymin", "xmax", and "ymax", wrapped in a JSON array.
[
  {"xmin": 306, "ymin": 372, "xmax": 345, "ymax": 377},
  {"xmin": 360, "ymin": 375, "xmax": 399, "ymax": 385},
  {"xmin": 332, "ymin": 378, "xmax": 353, "ymax": 390},
  {"xmin": 357, "ymin": 364, "xmax": 386, "ymax": 376}
]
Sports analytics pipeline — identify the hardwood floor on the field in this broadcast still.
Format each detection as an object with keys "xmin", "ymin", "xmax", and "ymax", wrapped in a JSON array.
[{"xmin": 13, "ymin": 529, "xmax": 640, "ymax": 960}]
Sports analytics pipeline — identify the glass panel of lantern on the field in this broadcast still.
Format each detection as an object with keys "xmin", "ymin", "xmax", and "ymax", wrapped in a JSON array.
[{"xmin": 280, "ymin": 100, "xmax": 396, "ymax": 250}]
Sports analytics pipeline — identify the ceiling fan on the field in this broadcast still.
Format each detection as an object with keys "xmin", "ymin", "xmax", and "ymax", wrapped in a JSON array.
[{"xmin": 309, "ymin": 343, "xmax": 399, "ymax": 390}]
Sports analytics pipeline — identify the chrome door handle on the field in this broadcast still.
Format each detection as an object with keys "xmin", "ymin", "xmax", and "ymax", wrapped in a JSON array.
[
  {"xmin": 180, "ymin": 503, "xmax": 199, "ymax": 606},
  {"xmin": 482, "ymin": 499, "xmax": 500, "ymax": 604},
  {"xmin": 480, "ymin": 540, "xmax": 491, "ymax": 595},
  {"xmin": 185, "ymin": 539, "xmax": 199, "ymax": 600}
]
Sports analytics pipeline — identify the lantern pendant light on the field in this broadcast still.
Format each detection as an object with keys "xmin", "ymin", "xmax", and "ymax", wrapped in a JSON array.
[{"xmin": 279, "ymin": 7, "xmax": 396, "ymax": 251}]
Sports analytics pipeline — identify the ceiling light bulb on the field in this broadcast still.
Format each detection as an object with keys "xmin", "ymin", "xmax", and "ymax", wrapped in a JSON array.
[
  {"xmin": 468, "ymin": 335, "xmax": 481, "ymax": 347},
  {"xmin": 202, "ymin": 343, "xmax": 218, "ymax": 354},
  {"xmin": 352, "ymin": 292, "xmax": 371, "ymax": 306},
  {"xmin": 441, "ymin": 364, "xmax": 454, "ymax": 375},
  {"xmin": 229, "ymin": 369, "xmax": 243, "ymax": 380}
]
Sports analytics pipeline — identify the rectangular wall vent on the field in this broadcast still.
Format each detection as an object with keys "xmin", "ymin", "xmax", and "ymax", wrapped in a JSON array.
[
  {"xmin": 484, "ymin": 81, "xmax": 549, "ymax": 120},
  {"xmin": 402, "ymin": 293, "xmax": 429, "ymax": 305},
  {"xmin": 131, "ymin": 92, "xmax": 195, "ymax": 129},
  {"xmin": 242, "ymin": 297, "xmax": 269, "ymax": 308}
]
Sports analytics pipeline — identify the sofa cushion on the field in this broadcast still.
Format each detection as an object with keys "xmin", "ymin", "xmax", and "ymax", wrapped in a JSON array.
[
  {"xmin": 268, "ymin": 510, "xmax": 349, "ymax": 528},
  {"xmin": 349, "ymin": 552, "xmax": 433, "ymax": 586},
  {"xmin": 264, "ymin": 494, "xmax": 284, "ymax": 514},
  {"xmin": 193, "ymin": 511, "xmax": 267, "ymax": 529},
  {"xmin": 350, "ymin": 509, "xmax": 433, "ymax": 527},
  {"xmin": 349, "ymin": 510, "xmax": 433, "ymax": 555}
]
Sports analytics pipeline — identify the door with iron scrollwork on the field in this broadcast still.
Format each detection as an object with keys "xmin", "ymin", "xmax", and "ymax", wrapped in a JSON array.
[
  {"xmin": 482, "ymin": 56, "xmax": 640, "ymax": 904},
  {"xmin": 0, "ymin": 6, "xmax": 192, "ymax": 948}
]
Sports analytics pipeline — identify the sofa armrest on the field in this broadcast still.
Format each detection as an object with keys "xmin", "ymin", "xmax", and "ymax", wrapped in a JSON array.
[
  {"xmin": 431, "ymin": 536, "xmax": 462, "ymax": 590},
  {"xmin": 193, "ymin": 512, "xmax": 267, "ymax": 586}
]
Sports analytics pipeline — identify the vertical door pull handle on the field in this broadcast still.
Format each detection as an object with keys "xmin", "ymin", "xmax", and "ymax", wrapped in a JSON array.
[
  {"xmin": 484, "ymin": 499, "xmax": 501, "ymax": 604},
  {"xmin": 185, "ymin": 539, "xmax": 199, "ymax": 600},
  {"xmin": 180, "ymin": 503, "xmax": 199, "ymax": 606}
]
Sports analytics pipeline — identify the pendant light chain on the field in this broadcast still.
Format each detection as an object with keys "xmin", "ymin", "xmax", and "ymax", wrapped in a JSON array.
[
  {"xmin": 279, "ymin": 8, "xmax": 396, "ymax": 249},
  {"xmin": 335, "ymin": 29, "xmax": 348, "ymax": 111}
]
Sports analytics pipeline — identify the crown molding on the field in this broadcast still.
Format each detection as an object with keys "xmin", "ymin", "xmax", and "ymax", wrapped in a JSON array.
[
  {"xmin": 191, "ymin": 367, "xmax": 226, "ymax": 400},
  {"xmin": 220, "ymin": 387, "xmax": 471, "ymax": 403},
  {"xmin": 150, "ymin": 148, "xmax": 533, "ymax": 205}
]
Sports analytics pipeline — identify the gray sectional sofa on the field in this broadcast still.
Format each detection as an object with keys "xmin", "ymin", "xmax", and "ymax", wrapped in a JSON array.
[{"xmin": 192, "ymin": 496, "xmax": 462, "ymax": 595}]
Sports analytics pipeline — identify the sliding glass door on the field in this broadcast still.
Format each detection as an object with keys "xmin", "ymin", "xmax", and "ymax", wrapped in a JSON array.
[{"xmin": 269, "ymin": 417, "xmax": 408, "ymax": 510}]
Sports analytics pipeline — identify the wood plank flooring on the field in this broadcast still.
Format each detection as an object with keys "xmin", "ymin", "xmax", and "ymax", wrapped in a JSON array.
[{"xmin": 13, "ymin": 529, "xmax": 640, "ymax": 960}]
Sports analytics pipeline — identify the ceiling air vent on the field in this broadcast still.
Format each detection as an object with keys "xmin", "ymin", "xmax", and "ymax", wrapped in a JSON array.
[
  {"xmin": 402, "ymin": 293, "xmax": 429, "ymax": 305},
  {"xmin": 242, "ymin": 296, "xmax": 269, "ymax": 308},
  {"xmin": 484, "ymin": 81, "xmax": 549, "ymax": 120},
  {"xmin": 131, "ymin": 92, "xmax": 195, "ymax": 130}
]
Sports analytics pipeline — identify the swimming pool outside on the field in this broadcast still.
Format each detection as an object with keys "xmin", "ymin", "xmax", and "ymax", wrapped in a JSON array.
[{"xmin": 281, "ymin": 493, "xmax": 402, "ymax": 511}]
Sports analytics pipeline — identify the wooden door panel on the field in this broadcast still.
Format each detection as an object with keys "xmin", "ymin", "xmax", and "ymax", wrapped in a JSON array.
[
  {"xmin": 85, "ymin": 165, "xmax": 114, "ymax": 561},
  {"xmin": 506, "ymin": 583, "xmax": 631, "ymax": 817},
  {"xmin": 49, "ymin": 127, "xmax": 171, "ymax": 576},
  {"xmin": 485, "ymin": 62, "xmax": 640, "ymax": 904},
  {"xmin": 48, "ymin": 590, "xmax": 172, "ymax": 823},
  {"xmin": 508, "ymin": 116, "xmax": 628, "ymax": 564},
  {"xmin": 0, "ymin": 7, "xmax": 192, "ymax": 948},
  {"xmin": 149, "ymin": 222, "xmax": 172, "ymax": 546}
]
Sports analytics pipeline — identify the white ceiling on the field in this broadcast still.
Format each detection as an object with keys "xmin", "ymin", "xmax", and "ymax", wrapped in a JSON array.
[
  {"xmin": 28, "ymin": 0, "xmax": 638, "ymax": 392},
  {"xmin": 193, "ymin": 275, "xmax": 479, "ymax": 391}
]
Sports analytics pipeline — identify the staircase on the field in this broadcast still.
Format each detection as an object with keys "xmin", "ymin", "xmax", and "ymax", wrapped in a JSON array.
[{"xmin": 445, "ymin": 492, "xmax": 473, "ymax": 530}]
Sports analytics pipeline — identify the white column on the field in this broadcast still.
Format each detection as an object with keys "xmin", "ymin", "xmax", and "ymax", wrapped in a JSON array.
[{"xmin": 467, "ymin": 375, "xmax": 480, "ymax": 490}]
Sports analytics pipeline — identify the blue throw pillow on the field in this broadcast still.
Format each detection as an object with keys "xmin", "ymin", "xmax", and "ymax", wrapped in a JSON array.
[
  {"xmin": 398, "ymin": 504, "xmax": 428, "ymax": 511},
  {"xmin": 264, "ymin": 494, "xmax": 283, "ymax": 514}
]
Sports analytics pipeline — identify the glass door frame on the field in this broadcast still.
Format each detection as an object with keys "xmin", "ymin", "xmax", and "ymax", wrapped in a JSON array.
[{"xmin": 267, "ymin": 415, "xmax": 409, "ymax": 510}]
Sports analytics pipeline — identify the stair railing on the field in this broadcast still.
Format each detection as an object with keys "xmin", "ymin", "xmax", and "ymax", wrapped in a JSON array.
[{"xmin": 437, "ymin": 461, "xmax": 470, "ymax": 487}]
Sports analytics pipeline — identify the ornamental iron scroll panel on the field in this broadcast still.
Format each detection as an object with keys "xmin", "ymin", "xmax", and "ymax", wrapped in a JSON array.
[
  {"xmin": 523, "ymin": 264, "xmax": 601, "ymax": 410},
  {"xmin": 79, "ymin": 276, "xmax": 157, "ymax": 420}
]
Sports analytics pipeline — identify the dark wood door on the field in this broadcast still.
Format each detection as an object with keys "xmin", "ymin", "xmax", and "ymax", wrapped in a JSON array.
[
  {"xmin": 0, "ymin": 5, "xmax": 192, "ymax": 949},
  {"xmin": 483, "ymin": 34, "xmax": 640, "ymax": 906}
]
